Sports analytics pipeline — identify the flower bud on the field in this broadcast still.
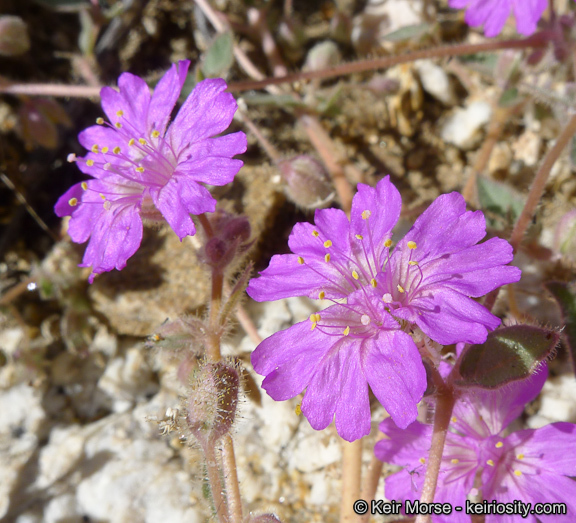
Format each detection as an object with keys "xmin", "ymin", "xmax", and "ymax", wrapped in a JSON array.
[
  {"xmin": 278, "ymin": 155, "xmax": 334, "ymax": 209},
  {"xmin": 0, "ymin": 16, "xmax": 30, "ymax": 56},
  {"xmin": 186, "ymin": 361, "xmax": 239, "ymax": 445}
]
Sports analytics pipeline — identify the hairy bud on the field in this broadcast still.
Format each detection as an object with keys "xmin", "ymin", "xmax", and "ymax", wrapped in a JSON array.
[
  {"xmin": 278, "ymin": 155, "xmax": 334, "ymax": 209},
  {"xmin": 186, "ymin": 361, "xmax": 239, "ymax": 445}
]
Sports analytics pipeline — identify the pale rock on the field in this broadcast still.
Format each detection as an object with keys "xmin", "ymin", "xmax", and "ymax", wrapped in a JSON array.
[
  {"xmin": 488, "ymin": 142, "xmax": 512, "ymax": 175},
  {"xmin": 43, "ymin": 494, "xmax": 81, "ymax": 523},
  {"xmin": 512, "ymin": 130, "xmax": 541, "ymax": 167},
  {"xmin": 527, "ymin": 374, "xmax": 576, "ymax": 428},
  {"xmin": 414, "ymin": 60, "xmax": 456, "ymax": 106},
  {"xmin": 290, "ymin": 430, "xmax": 341, "ymax": 474},
  {"xmin": 0, "ymin": 327, "xmax": 24, "ymax": 357},
  {"xmin": 97, "ymin": 347, "xmax": 158, "ymax": 413},
  {"xmin": 441, "ymin": 101, "xmax": 492, "ymax": 149}
]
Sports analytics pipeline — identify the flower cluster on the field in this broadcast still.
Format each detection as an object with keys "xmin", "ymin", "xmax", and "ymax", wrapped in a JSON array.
[
  {"xmin": 247, "ymin": 177, "xmax": 521, "ymax": 441},
  {"xmin": 448, "ymin": 0, "xmax": 547, "ymax": 37},
  {"xmin": 376, "ymin": 366, "xmax": 576, "ymax": 522},
  {"xmin": 55, "ymin": 60, "xmax": 247, "ymax": 282}
]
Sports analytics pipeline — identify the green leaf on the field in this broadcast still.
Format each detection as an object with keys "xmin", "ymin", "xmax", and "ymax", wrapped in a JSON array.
[
  {"xmin": 202, "ymin": 32, "xmax": 234, "ymax": 78},
  {"xmin": 498, "ymin": 88, "xmax": 523, "ymax": 108},
  {"xmin": 455, "ymin": 325, "xmax": 559, "ymax": 389},
  {"xmin": 477, "ymin": 176, "xmax": 525, "ymax": 229},
  {"xmin": 381, "ymin": 23, "xmax": 431, "ymax": 42},
  {"xmin": 544, "ymin": 281, "xmax": 576, "ymax": 376},
  {"xmin": 241, "ymin": 93, "xmax": 308, "ymax": 109}
]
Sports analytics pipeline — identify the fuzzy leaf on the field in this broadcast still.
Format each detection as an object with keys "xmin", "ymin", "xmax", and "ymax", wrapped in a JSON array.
[
  {"xmin": 202, "ymin": 32, "xmax": 234, "ymax": 78},
  {"xmin": 455, "ymin": 325, "xmax": 558, "ymax": 389},
  {"xmin": 382, "ymin": 23, "xmax": 431, "ymax": 42},
  {"xmin": 477, "ymin": 176, "xmax": 525, "ymax": 229},
  {"xmin": 544, "ymin": 281, "xmax": 576, "ymax": 376}
]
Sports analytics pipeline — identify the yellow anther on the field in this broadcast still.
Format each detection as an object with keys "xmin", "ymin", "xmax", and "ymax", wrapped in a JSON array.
[
  {"xmin": 99, "ymin": 193, "xmax": 106, "ymax": 200},
  {"xmin": 113, "ymin": 146, "xmax": 121, "ymax": 154},
  {"xmin": 68, "ymin": 197, "xmax": 78, "ymax": 206},
  {"xmin": 517, "ymin": 454, "xmax": 524, "ymax": 460},
  {"xmin": 101, "ymin": 147, "xmax": 109, "ymax": 153},
  {"xmin": 355, "ymin": 234, "xmax": 363, "ymax": 240},
  {"xmin": 325, "ymin": 254, "xmax": 331, "ymax": 263},
  {"xmin": 310, "ymin": 323, "xmax": 317, "ymax": 331},
  {"xmin": 451, "ymin": 417, "xmax": 457, "ymax": 423},
  {"xmin": 397, "ymin": 284, "xmax": 405, "ymax": 293},
  {"xmin": 487, "ymin": 460, "xmax": 494, "ymax": 467},
  {"xmin": 451, "ymin": 459, "xmax": 459, "ymax": 464},
  {"xmin": 312, "ymin": 230, "xmax": 319, "ymax": 237},
  {"xmin": 115, "ymin": 122, "xmax": 122, "ymax": 128},
  {"xmin": 91, "ymin": 144, "xmax": 99, "ymax": 153},
  {"xmin": 314, "ymin": 314, "xmax": 321, "ymax": 322},
  {"xmin": 495, "ymin": 441, "xmax": 503, "ymax": 448},
  {"xmin": 116, "ymin": 110, "xmax": 124, "ymax": 117},
  {"xmin": 152, "ymin": 130, "xmax": 160, "ymax": 138},
  {"xmin": 319, "ymin": 291, "xmax": 325, "ymax": 300},
  {"xmin": 309, "ymin": 313, "xmax": 321, "ymax": 323},
  {"xmin": 86, "ymin": 159, "xmax": 94, "ymax": 167},
  {"xmin": 96, "ymin": 117, "xmax": 104, "ymax": 125},
  {"xmin": 352, "ymin": 270, "xmax": 359, "ymax": 280},
  {"xmin": 370, "ymin": 278, "xmax": 377, "ymax": 288},
  {"xmin": 384, "ymin": 239, "xmax": 392, "ymax": 248},
  {"xmin": 343, "ymin": 326, "xmax": 350, "ymax": 336},
  {"xmin": 128, "ymin": 138, "xmax": 135, "ymax": 146},
  {"xmin": 419, "ymin": 457, "xmax": 426, "ymax": 465},
  {"xmin": 295, "ymin": 404, "xmax": 302, "ymax": 416},
  {"xmin": 297, "ymin": 256, "xmax": 305, "ymax": 265},
  {"xmin": 136, "ymin": 167, "xmax": 145, "ymax": 173},
  {"xmin": 324, "ymin": 240, "xmax": 332, "ymax": 248},
  {"xmin": 514, "ymin": 470, "xmax": 522, "ymax": 477},
  {"xmin": 407, "ymin": 241, "xmax": 417, "ymax": 250},
  {"xmin": 81, "ymin": 182, "xmax": 88, "ymax": 190},
  {"xmin": 409, "ymin": 261, "xmax": 418, "ymax": 266},
  {"xmin": 361, "ymin": 210, "xmax": 371, "ymax": 220},
  {"xmin": 138, "ymin": 138, "xmax": 147, "ymax": 145}
]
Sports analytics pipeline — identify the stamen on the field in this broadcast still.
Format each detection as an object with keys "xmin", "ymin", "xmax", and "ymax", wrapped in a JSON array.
[
  {"xmin": 312, "ymin": 230, "xmax": 319, "ymax": 237},
  {"xmin": 68, "ymin": 197, "xmax": 78, "ymax": 206},
  {"xmin": 152, "ymin": 130, "xmax": 160, "ymax": 138},
  {"xmin": 451, "ymin": 459, "xmax": 459, "ymax": 464},
  {"xmin": 360, "ymin": 315, "xmax": 370, "ymax": 326},
  {"xmin": 297, "ymin": 256, "xmax": 305, "ymax": 265},
  {"xmin": 514, "ymin": 470, "xmax": 522, "ymax": 477},
  {"xmin": 67, "ymin": 153, "xmax": 76, "ymax": 163},
  {"xmin": 355, "ymin": 234, "xmax": 363, "ymax": 240},
  {"xmin": 370, "ymin": 278, "xmax": 377, "ymax": 288},
  {"xmin": 103, "ymin": 200, "xmax": 111, "ymax": 210},
  {"xmin": 419, "ymin": 457, "xmax": 426, "ymax": 465},
  {"xmin": 128, "ymin": 138, "xmax": 135, "ymax": 146},
  {"xmin": 91, "ymin": 144, "xmax": 99, "ymax": 153},
  {"xmin": 495, "ymin": 442, "xmax": 503, "ymax": 448},
  {"xmin": 115, "ymin": 122, "xmax": 122, "ymax": 128},
  {"xmin": 138, "ymin": 138, "xmax": 147, "ymax": 145},
  {"xmin": 352, "ymin": 270, "xmax": 359, "ymax": 280},
  {"xmin": 116, "ymin": 110, "xmax": 124, "ymax": 117},
  {"xmin": 384, "ymin": 239, "xmax": 392, "ymax": 248},
  {"xmin": 407, "ymin": 241, "xmax": 417, "ymax": 249},
  {"xmin": 81, "ymin": 182, "xmax": 88, "ymax": 190},
  {"xmin": 324, "ymin": 254, "xmax": 330, "ymax": 263},
  {"xmin": 382, "ymin": 293, "xmax": 393, "ymax": 303},
  {"xmin": 113, "ymin": 146, "xmax": 121, "ymax": 154},
  {"xmin": 295, "ymin": 404, "xmax": 302, "ymax": 416},
  {"xmin": 361, "ymin": 210, "xmax": 371, "ymax": 220},
  {"xmin": 103, "ymin": 163, "xmax": 111, "ymax": 171},
  {"xmin": 343, "ymin": 326, "xmax": 350, "ymax": 336},
  {"xmin": 86, "ymin": 160, "xmax": 94, "ymax": 167},
  {"xmin": 397, "ymin": 284, "xmax": 405, "ymax": 293},
  {"xmin": 409, "ymin": 261, "xmax": 418, "ymax": 266},
  {"xmin": 323, "ymin": 240, "xmax": 332, "ymax": 248},
  {"xmin": 516, "ymin": 454, "xmax": 524, "ymax": 460},
  {"xmin": 486, "ymin": 460, "xmax": 494, "ymax": 466},
  {"xmin": 136, "ymin": 167, "xmax": 145, "ymax": 173},
  {"xmin": 318, "ymin": 291, "xmax": 325, "ymax": 299},
  {"xmin": 99, "ymin": 193, "xmax": 106, "ymax": 200},
  {"xmin": 451, "ymin": 417, "xmax": 457, "ymax": 423},
  {"xmin": 101, "ymin": 146, "xmax": 109, "ymax": 153},
  {"xmin": 96, "ymin": 117, "xmax": 104, "ymax": 125}
]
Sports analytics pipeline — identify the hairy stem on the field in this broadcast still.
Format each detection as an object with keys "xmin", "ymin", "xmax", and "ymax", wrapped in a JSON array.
[
  {"xmin": 415, "ymin": 390, "xmax": 455, "ymax": 523},
  {"xmin": 226, "ymin": 34, "xmax": 551, "ymax": 93},
  {"xmin": 340, "ymin": 439, "xmax": 363, "ymax": 523},
  {"xmin": 359, "ymin": 434, "xmax": 386, "ymax": 523},
  {"xmin": 204, "ymin": 444, "xmax": 230, "ymax": 523},
  {"xmin": 0, "ymin": 82, "xmax": 101, "ymax": 98},
  {"xmin": 222, "ymin": 435, "xmax": 243, "ymax": 523}
]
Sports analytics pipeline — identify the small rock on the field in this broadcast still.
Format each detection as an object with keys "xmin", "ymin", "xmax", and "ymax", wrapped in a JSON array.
[
  {"xmin": 441, "ymin": 101, "xmax": 492, "ymax": 150},
  {"xmin": 414, "ymin": 60, "xmax": 457, "ymax": 106}
]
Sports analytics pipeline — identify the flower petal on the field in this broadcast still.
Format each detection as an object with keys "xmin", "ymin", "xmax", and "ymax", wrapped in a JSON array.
[
  {"xmin": 512, "ymin": 0, "xmax": 546, "ymax": 36},
  {"xmin": 54, "ymin": 183, "xmax": 84, "ymax": 217},
  {"xmin": 364, "ymin": 330, "xmax": 426, "ymax": 428}
]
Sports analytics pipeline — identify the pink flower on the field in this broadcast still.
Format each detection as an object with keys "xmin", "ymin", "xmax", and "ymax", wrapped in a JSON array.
[
  {"xmin": 448, "ymin": 0, "xmax": 547, "ymax": 37},
  {"xmin": 55, "ymin": 61, "xmax": 247, "ymax": 281}
]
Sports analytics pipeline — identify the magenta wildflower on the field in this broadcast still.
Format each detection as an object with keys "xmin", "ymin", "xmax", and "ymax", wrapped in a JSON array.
[
  {"xmin": 376, "ymin": 367, "xmax": 576, "ymax": 522},
  {"xmin": 55, "ymin": 61, "xmax": 247, "ymax": 281},
  {"xmin": 448, "ymin": 0, "xmax": 547, "ymax": 37},
  {"xmin": 252, "ymin": 287, "xmax": 426, "ymax": 441}
]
